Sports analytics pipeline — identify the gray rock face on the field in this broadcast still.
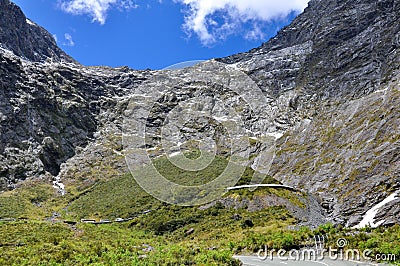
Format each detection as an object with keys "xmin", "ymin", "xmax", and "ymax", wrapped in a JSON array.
[
  {"xmin": 0, "ymin": 0, "xmax": 75, "ymax": 63},
  {"xmin": 0, "ymin": 48, "xmax": 150, "ymax": 189},
  {"xmin": 269, "ymin": 84, "xmax": 400, "ymax": 227},
  {"xmin": 218, "ymin": 0, "xmax": 400, "ymax": 227},
  {"xmin": 221, "ymin": 0, "xmax": 400, "ymax": 100},
  {"xmin": 0, "ymin": 0, "xmax": 398, "ymax": 227}
]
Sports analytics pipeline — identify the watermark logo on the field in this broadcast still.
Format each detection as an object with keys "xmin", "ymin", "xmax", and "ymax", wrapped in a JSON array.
[
  {"xmin": 122, "ymin": 60, "xmax": 276, "ymax": 206},
  {"xmin": 336, "ymin": 238, "xmax": 347, "ymax": 248},
  {"xmin": 257, "ymin": 237, "xmax": 396, "ymax": 263}
]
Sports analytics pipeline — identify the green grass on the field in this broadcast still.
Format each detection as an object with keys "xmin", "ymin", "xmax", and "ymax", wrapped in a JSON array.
[
  {"xmin": 1, "ymin": 150, "xmax": 398, "ymax": 265},
  {"xmin": 152, "ymin": 150, "xmax": 229, "ymax": 186},
  {"xmin": 67, "ymin": 174, "xmax": 159, "ymax": 220},
  {"xmin": 0, "ymin": 205, "xmax": 294, "ymax": 265},
  {"xmin": 0, "ymin": 220, "xmax": 399, "ymax": 265},
  {"xmin": 0, "ymin": 150, "xmax": 306, "ymax": 265},
  {"xmin": 64, "ymin": 152, "xmax": 298, "ymax": 220},
  {"xmin": 0, "ymin": 182, "xmax": 56, "ymax": 219}
]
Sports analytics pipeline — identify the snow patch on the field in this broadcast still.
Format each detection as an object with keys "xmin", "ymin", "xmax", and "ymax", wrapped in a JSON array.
[
  {"xmin": 226, "ymin": 63, "xmax": 239, "ymax": 70},
  {"xmin": 26, "ymin": 19, "xmax": 35, "ymax": 26},
  {"xmin": 353, "ymin": 191, "xmax": 399, "ymax": 229},
  {"xmin": 265, "ymin": 132, "xmax": 284, "ymax": 139},
  {"xmin": 213, "ymin": 116, "xmax": 231, "ymax": 122},
  {"xmin": 373, "ymin": 86, "xmax": 389, "ymax": 94}
]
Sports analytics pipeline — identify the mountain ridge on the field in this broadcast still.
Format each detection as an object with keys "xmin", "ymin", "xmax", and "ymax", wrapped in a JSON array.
[
  {"xmin": 0, "ymin": 0, "xmax": 399, "ymax": 228},
  {"xmin": 0, "ymin": 0, "xmax": 75, "ymax": 63}
]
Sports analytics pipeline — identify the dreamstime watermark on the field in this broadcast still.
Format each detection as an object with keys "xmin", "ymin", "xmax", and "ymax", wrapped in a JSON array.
[
  {"xmin": 257, "ymin": 237, "xmax": 396, "ymax": 263},
  {"xmin": 122, "ymin": 60, "xmax": 277, "ymax": 206}
]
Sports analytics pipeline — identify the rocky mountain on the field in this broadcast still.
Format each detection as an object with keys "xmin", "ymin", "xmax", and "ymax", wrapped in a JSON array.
[
  {"xmin": 0, "ymin": 0, "xmax": 399, "ymax": 228},
  {"xmin": 219, "ymin": 0, "xmax": 400, "ymax": 226},
  {"xmin": 0, "ymin": 0, "xmax": 75, "ymax": 63}
]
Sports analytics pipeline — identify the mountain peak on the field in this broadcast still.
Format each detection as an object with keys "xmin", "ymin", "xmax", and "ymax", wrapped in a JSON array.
[{"xmin": 0, "ymin": 0, "xmax": 75, "ymax": 63}]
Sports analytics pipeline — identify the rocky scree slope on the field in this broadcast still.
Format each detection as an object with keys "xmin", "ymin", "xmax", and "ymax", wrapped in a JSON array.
[{"xmin": 0, "ymin": 0, "xmax": 399, "ymax": 227}]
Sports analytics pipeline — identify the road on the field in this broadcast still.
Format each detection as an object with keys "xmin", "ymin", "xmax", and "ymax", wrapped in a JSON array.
[
  {"xmin": 233, "ymin": 256, "xmax": 383, "ymax": 266},
  {"xmin": 226, "ymin": 184, "xmax": 297, "ymax": 191}
]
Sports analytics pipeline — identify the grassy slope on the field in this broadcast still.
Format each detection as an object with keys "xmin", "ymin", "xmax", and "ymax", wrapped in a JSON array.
[
  {"xmin": 0, "ymin": 220, "xmax": 399, "ymax": 265},
  {"xmin": 0, "ymin": 153, "xmax": 399, "ymax": 265}
]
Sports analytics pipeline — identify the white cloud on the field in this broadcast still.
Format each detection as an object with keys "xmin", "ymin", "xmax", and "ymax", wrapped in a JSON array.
[
  {"xmin": 64, "ymin": 33, "xmax": 75, "ymax": 46},
  {"xmin": 58, "ymin": 0, "xmax": 309, "ymax": 45},
  {"xmin": 59, "ymin": 0, "xmax": 138, "ymax": 25},
  {"xmin": 175, "ymin": 0, "xmax": 310, "ymax": 45}
]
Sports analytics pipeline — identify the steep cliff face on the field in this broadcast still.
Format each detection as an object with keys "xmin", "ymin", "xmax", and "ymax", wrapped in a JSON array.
[
  {"xmin": 221, "ymin": 0, "xmax": 400, "ymax": 100},
  {"xmin": 218, "ymin": 0, "xmax": 400, "ymax": 226},
  {"xmin": 0, "ymin": 48, "xmax": 150, "ymax": 189},
  {"xmin": 270, "ymin": 83, "xmax": 400, "ymax": 226},
  {"xmin": 0, "ymin": 0, "xmax": 398, "ymax": 227},
  {"xmin": 0, "ymin": 0, "xmax": 75, "ymax": 63}
]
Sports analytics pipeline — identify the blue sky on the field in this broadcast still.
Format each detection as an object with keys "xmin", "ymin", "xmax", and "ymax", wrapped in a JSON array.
[{"xmin": 12, "ymin": 0, "xmax": 309, "ymax": 70}]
